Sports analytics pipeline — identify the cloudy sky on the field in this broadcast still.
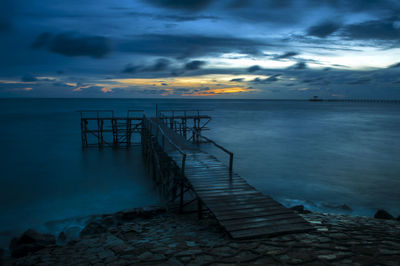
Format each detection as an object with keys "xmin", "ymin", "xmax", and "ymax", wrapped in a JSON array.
[{"xmin": 1, "ymin": 0, "xmax": 400, "ymax": 98}]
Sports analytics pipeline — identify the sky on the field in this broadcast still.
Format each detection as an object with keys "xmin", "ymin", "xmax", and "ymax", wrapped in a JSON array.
[{"xmin": 1, "ymin": 0, "xmax": 400, "ymax": 99}]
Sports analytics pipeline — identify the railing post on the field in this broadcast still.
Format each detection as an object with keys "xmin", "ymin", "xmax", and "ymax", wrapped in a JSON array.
[
  {"xmin": 198, "ymin": 199, "xmax": 203, "ymax": 219},
  {"xmin": 182, "ymin": 154, "xmax": 186, "ymax": 175},
  {"xmin": 179, "ymin": 178, "xmax": 184, "ymax": 214},
  {"xmin": 229, "ymin": 153, "xmax": 233, "ymax": 176}
]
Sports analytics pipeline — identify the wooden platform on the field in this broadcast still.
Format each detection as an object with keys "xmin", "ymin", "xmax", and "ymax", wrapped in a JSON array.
[{"xmin": 152, "ymin": 119, "xmax": 313, "ymax": 239}]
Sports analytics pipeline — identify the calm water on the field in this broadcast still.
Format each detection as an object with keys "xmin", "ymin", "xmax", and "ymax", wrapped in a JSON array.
[{"xmin": 1, "ymin": 99, "xmax": 399, "ymax": 246}]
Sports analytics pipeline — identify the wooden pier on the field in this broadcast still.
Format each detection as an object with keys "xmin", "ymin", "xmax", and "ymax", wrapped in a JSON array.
[{"xmin": 80, "ymin": 109, "xmax": 313, "ymax": 239}]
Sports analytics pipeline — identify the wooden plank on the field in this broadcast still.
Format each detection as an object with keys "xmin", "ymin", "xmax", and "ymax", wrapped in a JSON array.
[
  {"xmin": 197, "ymin": 190, "xmax": 260, "ymax": 198},
  {"xmin": 213, "ymin": 207, "xmax": 291, "ymax": 220},
  {"xmin": 206, "ymin": 200, "xmax": 281, "ymax": 211},
  {"xmin": 211, "ymin": 205, "xmax": 286, "ymax": 216},
  {"xmin": 201, "ymin": 194, "xmax": 272, "ymax": 204},
  {"xmin": 195, "ymin": 187, "xmax": 253, "ymax": 194},
  {"xmin": 199, "ymin": 192, "xmax": 264, "ymax": 201},
  {"xmin": 229, "ymin": 223, "xmax": 313, "ymax": 239},
  {"xmin": 220, "ymin": 212, "xmax": 302, "ymax": 227},
  {"xmin": 224, "ymin": 217, "xmax": 307, "ymax": 232},
  {"xmin": 190, "ymin": 178, "xmax": 247, "ymax": 184},
  {"xmin": 193, "ymin": 184, "xmax": 253, "ymax": 191},
  {"xmin": 215, "ymin": 208, "xmax": 295, "ymax": 222},
  {"xmin": 188, "ymin": 174, "xmax": 242, "ymax": 180}
]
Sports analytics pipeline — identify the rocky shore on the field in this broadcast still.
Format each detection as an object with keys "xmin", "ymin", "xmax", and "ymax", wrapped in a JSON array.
[{"xmin": 1, "ymin": 205, "xmax": 400, "ymax": 265}]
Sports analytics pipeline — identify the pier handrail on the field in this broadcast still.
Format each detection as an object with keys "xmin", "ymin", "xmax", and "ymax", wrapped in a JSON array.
[
  {"xmin": 157, "ymin": 109, "xmax": 212, "ymax": 119},
  {"xmin": 78, "ymin": 110, "xmax": 114, "ymax": 118},
  {"xmin": 143, "ymin": 117, "xmax": 187, "ymax": 174},
  {"xmin": 189, "ymin": 128, "xmax": 233, "ymax": 173},
  {"xmin": 127, "ymin": 110, "xmax": 144, "ymax": 118}
]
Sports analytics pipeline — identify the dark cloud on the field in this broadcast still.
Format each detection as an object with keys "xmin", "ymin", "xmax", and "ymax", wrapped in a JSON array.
[
  {"xmin": 307, "ymin": 22, "xmax": 341, "ymax": 38},
  {"xmin": 156, "ymin": 14, "xmax": 218, "ymax": 21},
  {"xmin": 306, "ymin": 0, "xmax": 400, "ymax": 12},
  {"xmin": 185, "ymin": 60, "xmax": 206, "ymax": 70},
  {"xmin": 389, "ymin": 62, "xmax": 400, "ymax": 68},
  {"xmin": 21, "ymin": 75, "xmax": 38, "ymax": 82},
  {"xmin": 248, "ymin": 65, "xmax": 262, "ymax": 73},
  {"xmin": 275, "ymin": 51, "xmax": 299, "ymax": 59},
  {"xmin": 128, "ymin": 11, "xmax": 218, "ymax": 22},
  {"xmin": 251, "ymin": 74, "xmax": 282, "ymax": 84},
  {"xmin": 122, "ymin": 58, "xmax": 171, "ymax": 74},
  {"xmin": 122, "ymin": 64, "xmax": 141, "ymax": 74},
  {"xmin": 0, "ymin": 19, "xmax": 11, "ymax": 33},
  {"xmin": 32, "ymin": 33, "xmax": 112, "ymax": 58},
  {"xmin": 144, "ymin": 58, "xmax": 170, "ymax": 71},
  {"xmin": 230, "ymin": 78, "xmax": 244, "ymax": 82},
  {"xmin": 342, "ymin": 18, "xmax": 400, "ymax": 41},
  {"xmin": 146, "ymin": 0, "xmax": 214, "ymax": 11},
  {"xmin": 228, "ymin": 0, "xmax": 249, "ymax": 9},
  {"xmin": 118, "ymin": 34, "xmax": 266, "ymax": 59},
  {"xmin": 31, "ymin": 32, "xmax": 52, "ymax": 49},
  {"xmin": 291, "ymin": 62, "xmax": 307, "ymax": 70},
  {"xmin": 0, "ymin": 0, "xmax": 14, "ymax": 33}
]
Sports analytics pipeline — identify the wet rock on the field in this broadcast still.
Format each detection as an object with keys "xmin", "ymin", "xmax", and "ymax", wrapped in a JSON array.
[
  {"xmin": 290, "ymin": 205, "xmax": 305, "ymax": 212},
  {"xmin": 114, "ymin": 206, "xmax": 165, "ymax": 221},
  {"xmin": 80, "ymin": 222, "xmax": 107, "ymax": 237},
  {"xmin": 114, "ymin": 208, "xmax": 140, "ymax": 221},
  {"xmin": 137, "ymin": 251, "xmax": 154, "ymax": 260},
  {"xmin": 57, "ymin": 232, "xmax": 66, "ymax": 243},
  {"xmin": 374, "ymin": 209, "xmax": 394, "ymax": 220},
  {"xmin": 64, "ymin": 226, "xmax": 81, "ymax": 241},
  {"xmin": 340, "ymin": 204, "xmax": 352, "ymax": 211},
  {"xmin": 9, "ymin": 229, "xmax": 56, "ymax": 258},
  {"xmin": 101, "ymin": 215, "xmax": 115, "ymax": 226},
  {"xmin": 290, "ymin": 205, "xmax": 312, "ymax": 214}
]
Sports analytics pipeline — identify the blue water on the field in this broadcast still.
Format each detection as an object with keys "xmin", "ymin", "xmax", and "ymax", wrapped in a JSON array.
[{"xmin": 1, "ymin": 99, "xmax": 400, "ymax": 247}]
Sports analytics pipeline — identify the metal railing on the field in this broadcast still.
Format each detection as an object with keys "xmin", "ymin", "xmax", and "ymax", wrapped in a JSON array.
[
  {"xmin": 78, "ymin": 110, "xmax": 114, "ymax": 118},
  {"xmin": 143, "ymin": 117, "xmax": 187, "ymax": 175},
  {"xmin": 157, "ymin": 109, "xmax": 212, "ymax": 119},
  {"xmin": 127, "ymin": 110, "xmax": 144, "ymax": 118},
  {"xmin": 188, "ymin": 128, "xmax": 233, "ymax": 173}
]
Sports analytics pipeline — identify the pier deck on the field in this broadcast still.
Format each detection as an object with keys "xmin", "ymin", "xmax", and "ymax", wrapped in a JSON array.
[
  {"xmin": 148, "ymin": 118, "xmax": 313, "ymax": 239},
  {"xmin": 80, "ymin": 110, "xmax": 313, "ymax": 239}
]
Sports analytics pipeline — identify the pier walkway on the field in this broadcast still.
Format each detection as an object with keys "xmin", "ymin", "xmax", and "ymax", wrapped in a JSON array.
[
  {"xmin": 143, "ymin": 117, "xmax": 312, "ymax": 239},
  {"xmin": 79, "ymin": 110, "xmax": 312, "ymax": 239}
]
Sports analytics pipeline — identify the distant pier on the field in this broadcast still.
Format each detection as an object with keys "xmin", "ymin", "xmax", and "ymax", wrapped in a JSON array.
[
  {"xmin": 79, "ymin": 109, "xmax": 312, "ymax": 239},
  {"xmin": 309, "ymin": 96, "xmax": 400, "ymax": 103}
]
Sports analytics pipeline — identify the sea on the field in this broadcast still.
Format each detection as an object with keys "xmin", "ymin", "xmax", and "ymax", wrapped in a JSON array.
[{"xmin": 1, "ymin": 98, "xmax": 399, "ymax": 247}]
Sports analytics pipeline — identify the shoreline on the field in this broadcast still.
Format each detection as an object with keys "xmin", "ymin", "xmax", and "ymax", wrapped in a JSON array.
[{"xmin": 2, "ymin": 205, "xmax": 400, "ymax": 265}]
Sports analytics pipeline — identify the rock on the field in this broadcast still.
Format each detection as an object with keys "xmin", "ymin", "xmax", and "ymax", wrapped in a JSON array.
[
  {"xmin": 290, "ymin": 205, "xmax": 304, "ymax": 212},
  {"xmin": 341, "ymin": 204, "xmax": 352, "ymax": 211},
  {"xmin": 58, "ymin": 232, "xmax": 66, "ymax": 243},
  {"xmin": 137, "ymin": 251, "xmax": 154, "ymax": 260},
  {"xmin": 374, "ymin": 209, "xmax": 394, "ymax": 220},
  {"xmin": 9, "ymin": 229, "xmax": 56, "ymax": 258},
  {"xmin": 290, "ymin": 205, "xmax": 312, "ymax": 214},
  {"xmin": 115, "ymin": 208, "xmax": 139, "ymax": 221},
  {"xmin": 397, "ymin": 216, "xmax": 400, "ymax": 221},
  {"xmin": 64, "ymin": 226, "xmax": 81, "ymax": 241},
  {"xmin": 80, "ymin": 222, "xmax": 107, "ymax": 237},
  {"xmin": 114, "ymin": 206, "xmax": 165, "ymax": 221},
  {"xmin": 101, "ymin": 215, "xmax": 115, "ymax": 226},
  {"xmin": 185, "ymin": 241, "xmax": 196, "ymax": 247}
]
